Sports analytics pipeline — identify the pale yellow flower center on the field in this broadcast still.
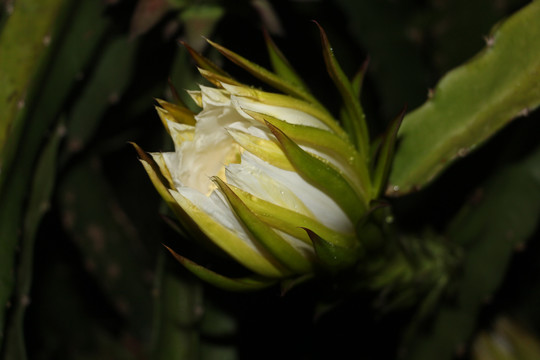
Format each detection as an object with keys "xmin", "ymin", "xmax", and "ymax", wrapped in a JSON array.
[{"xmin": 206, "ymin": 142, "xmax": 243, "ymax": 196}]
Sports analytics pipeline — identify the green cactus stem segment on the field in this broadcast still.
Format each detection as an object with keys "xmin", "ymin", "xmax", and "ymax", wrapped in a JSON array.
[
  {"xmin": 266, "ymin": 121, "xmax": 368, "ymax": 222},
  {"xmin": 213, "ymin": 177, "xmax": 313, "ymax": 274},
  {"xmin": 165, "ymin": 246, "xmax": 276, "ymax": 291},
  {"xmin": 388, "ymin": 0, "xmax": 540, "ymax": 195}
]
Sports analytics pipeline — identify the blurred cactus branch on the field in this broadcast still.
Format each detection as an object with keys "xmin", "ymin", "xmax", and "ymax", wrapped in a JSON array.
[
  {"xmin": 2, "ymin": 123, "xmax": 64, "ymax": 359},
  {"xmin": 0, "ymin": 0, "xmax": 539, "ymax": 359},
  {"xmin": 0, "ymin": 0, "xmax": 110, "ymax": 352},
  {"xmin": 401, "ymin": 141, "xmax": 540, "ymax": 360},
  {"xmin": 389, "ymin": 1, "xmax": 540, "ymax": 195}
]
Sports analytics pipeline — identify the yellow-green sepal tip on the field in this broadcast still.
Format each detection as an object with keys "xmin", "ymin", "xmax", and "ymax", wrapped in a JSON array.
[
  {"xmin": 266, "ymin": 121, "xmax": 368, "ymax": 222},
  {"xmin": 213, "ymin": 176, "xmax": 313, "ymax": 275},
  {"xmin": 206, "ymin": 37, "xmax": 320, "ymax": 106},
  {"xmin": 165, "ymin": 245, "xmax": 276, "ymax": 291},
  {"xmin": 229, "ymin": 184, "xmax": 357, "ymax": 249},
  {"xmin": 169, "ymin": 189, "xmax": 287, "ymax": 278},
  {"xmin": 246, "ymin": 109, "xmax": 371, "ymax": 200},
  {"xmin": 304, "ymin": 228, "xmax": 361, "ymax": 273},
  {"xmin": 315, "ymin": 21, "xmax": 369, "ymax": 160}
]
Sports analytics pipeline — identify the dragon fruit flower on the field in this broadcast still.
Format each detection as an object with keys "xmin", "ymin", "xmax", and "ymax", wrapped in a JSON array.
[{"xmin": 135, "ymin": 26, "xmax": 402, "ymax": 291}]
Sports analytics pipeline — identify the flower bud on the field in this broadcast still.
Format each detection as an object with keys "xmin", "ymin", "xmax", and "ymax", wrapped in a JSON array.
[{"xmin": 135, "ymin": 29, "xmax": 406, "ymax": 291}]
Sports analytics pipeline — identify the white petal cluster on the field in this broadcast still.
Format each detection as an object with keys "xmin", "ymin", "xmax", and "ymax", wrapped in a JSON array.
[{"xmin": 151, "ymin": 85, "xmax": 356, "ymax": 276}]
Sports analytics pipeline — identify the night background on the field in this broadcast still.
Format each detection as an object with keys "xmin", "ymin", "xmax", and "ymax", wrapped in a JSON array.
[{"xmin": 1, "ymin": 0, "xmax": 539, "ymax": 359}]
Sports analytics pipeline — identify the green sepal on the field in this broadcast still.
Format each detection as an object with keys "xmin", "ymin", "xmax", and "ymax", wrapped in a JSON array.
[
  {"xmin": 169, "ymin": 189, "xmax": 287, "ymax": 278},
  {"xmin": 229, "ymin": 184, "xmax": 356, "ymax": 248},
  {"xmin": 370, "ymin": 134, "xmax": 383, "ymax": 166},
  {"xmin": 222, "ymin": 83, "xmax": 348, "ymax": 139},
  {"xmin": 181, "ymin": 40, "xmax": 242, "ymax": 88},
  {"xmin": 132, "ymin": 143, "xmax": 227, "ymax": 262},
  {"xmin": 355, "ymin": 203, "xmax": 389, "ymax": 252},
  {"xmin": 351, "ymin": 57, "xmax": 370, "ymax": 99},
  {"xmin": 213, "ymin": 177, "xmax": 313, "ymax": 274},
  {"xmin": 197, "ymin": 67, "xmax": 242, "ymax": 88},
  {"xmin": 164, "ymin": 246, "xmax": 276, "ymax": 291},
  {"xmin": 227, "ymin": 128, "xmax": 294, "ymax": 171},
  {"xmin": 246, "ymin": 109, "xmax": 371, "ymax": 200},
  {"xmin": 303, "ymin": 228, "xmax": 360, "ymax": 272},
  {"xmin": 266, "ymin": 121, "xmax": 368, "ymax": 222},
  {"xmin": 246, "ymin": 109, "xmax": 356, "ymax": 163},
  {"xmin": 263, "ymin": 29, "xmax": 311, "ymax": 94},
  {"xmin": 371, "ymin": 107, "xmax": 406, "ymax": 198},
  {"xmin": 180, "ymin": 40, "xmax": 233, "ymax": 79},
  {"xmin": 280, "ymin": 274, "xmax": 314, "ymax": 296},
  {"xmin": 131, "ymin": 142, "xmax": 174, "ymax": 192},
  {"xmin": 206, "ymin": 38, "xmax": 320, "ymax": 106},
  {"xmin": 315, "ymin": 21, "xmax": 369, "ymax": 159},
  {"xmin": 131, "ymin": 143, "xmax": 210, "ymax": 247},
  {"xmin": 155, "ymin": 99, "xmax": 196, "ymax": 126}
]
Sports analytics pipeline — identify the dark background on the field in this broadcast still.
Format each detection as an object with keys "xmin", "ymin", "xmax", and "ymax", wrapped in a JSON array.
[{"xmin": 1, "ymin": 0, "xmax": 539, "ymax": 359}]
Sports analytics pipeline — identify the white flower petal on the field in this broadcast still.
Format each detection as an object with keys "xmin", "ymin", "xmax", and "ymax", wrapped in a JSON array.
[
  {"xmin": 225, "ymin": 159, "xmax": 312, "ymax": 217},
  {"xmin": 226, "ymin": 120, "xmax": 271, "ymax": 140},
  {"xmin": 187, "ymin": 90, "xmax": 202, "ymax": 108},
  {"xmin": 226, "ymin": 151, "xmax": 353, "ymax": 233},
  {"xmin": 230, "ymin": 95, "xmax": 331, "ymax": 131},
  {"xmin": 154, "ymin": 82, "xmax": 357, "ymax": 277},
  {"xmin": 176, "ymin": 187, "xmax": 255, "ymax": 245},
  {"xmin": 170, "ymin": 188, "xmax": 285, "ymax": 277},
  {"xmin": 168, "ymin": 91, "xmax": 246, "ymax": 195},
  {"xmin": 199, "ymin": 85, "xmax": 231, "ymax": 107},
  {"xmin": 299, "ymin": 144, "xmax": 363, "ymax": 197},
  {"xmin": 167, "ymin": 120, "xmax": 194, "ymax": 146},
  {"xmin": 150, "ymin": 152, "xmax": 174, "ymax": 188}
]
